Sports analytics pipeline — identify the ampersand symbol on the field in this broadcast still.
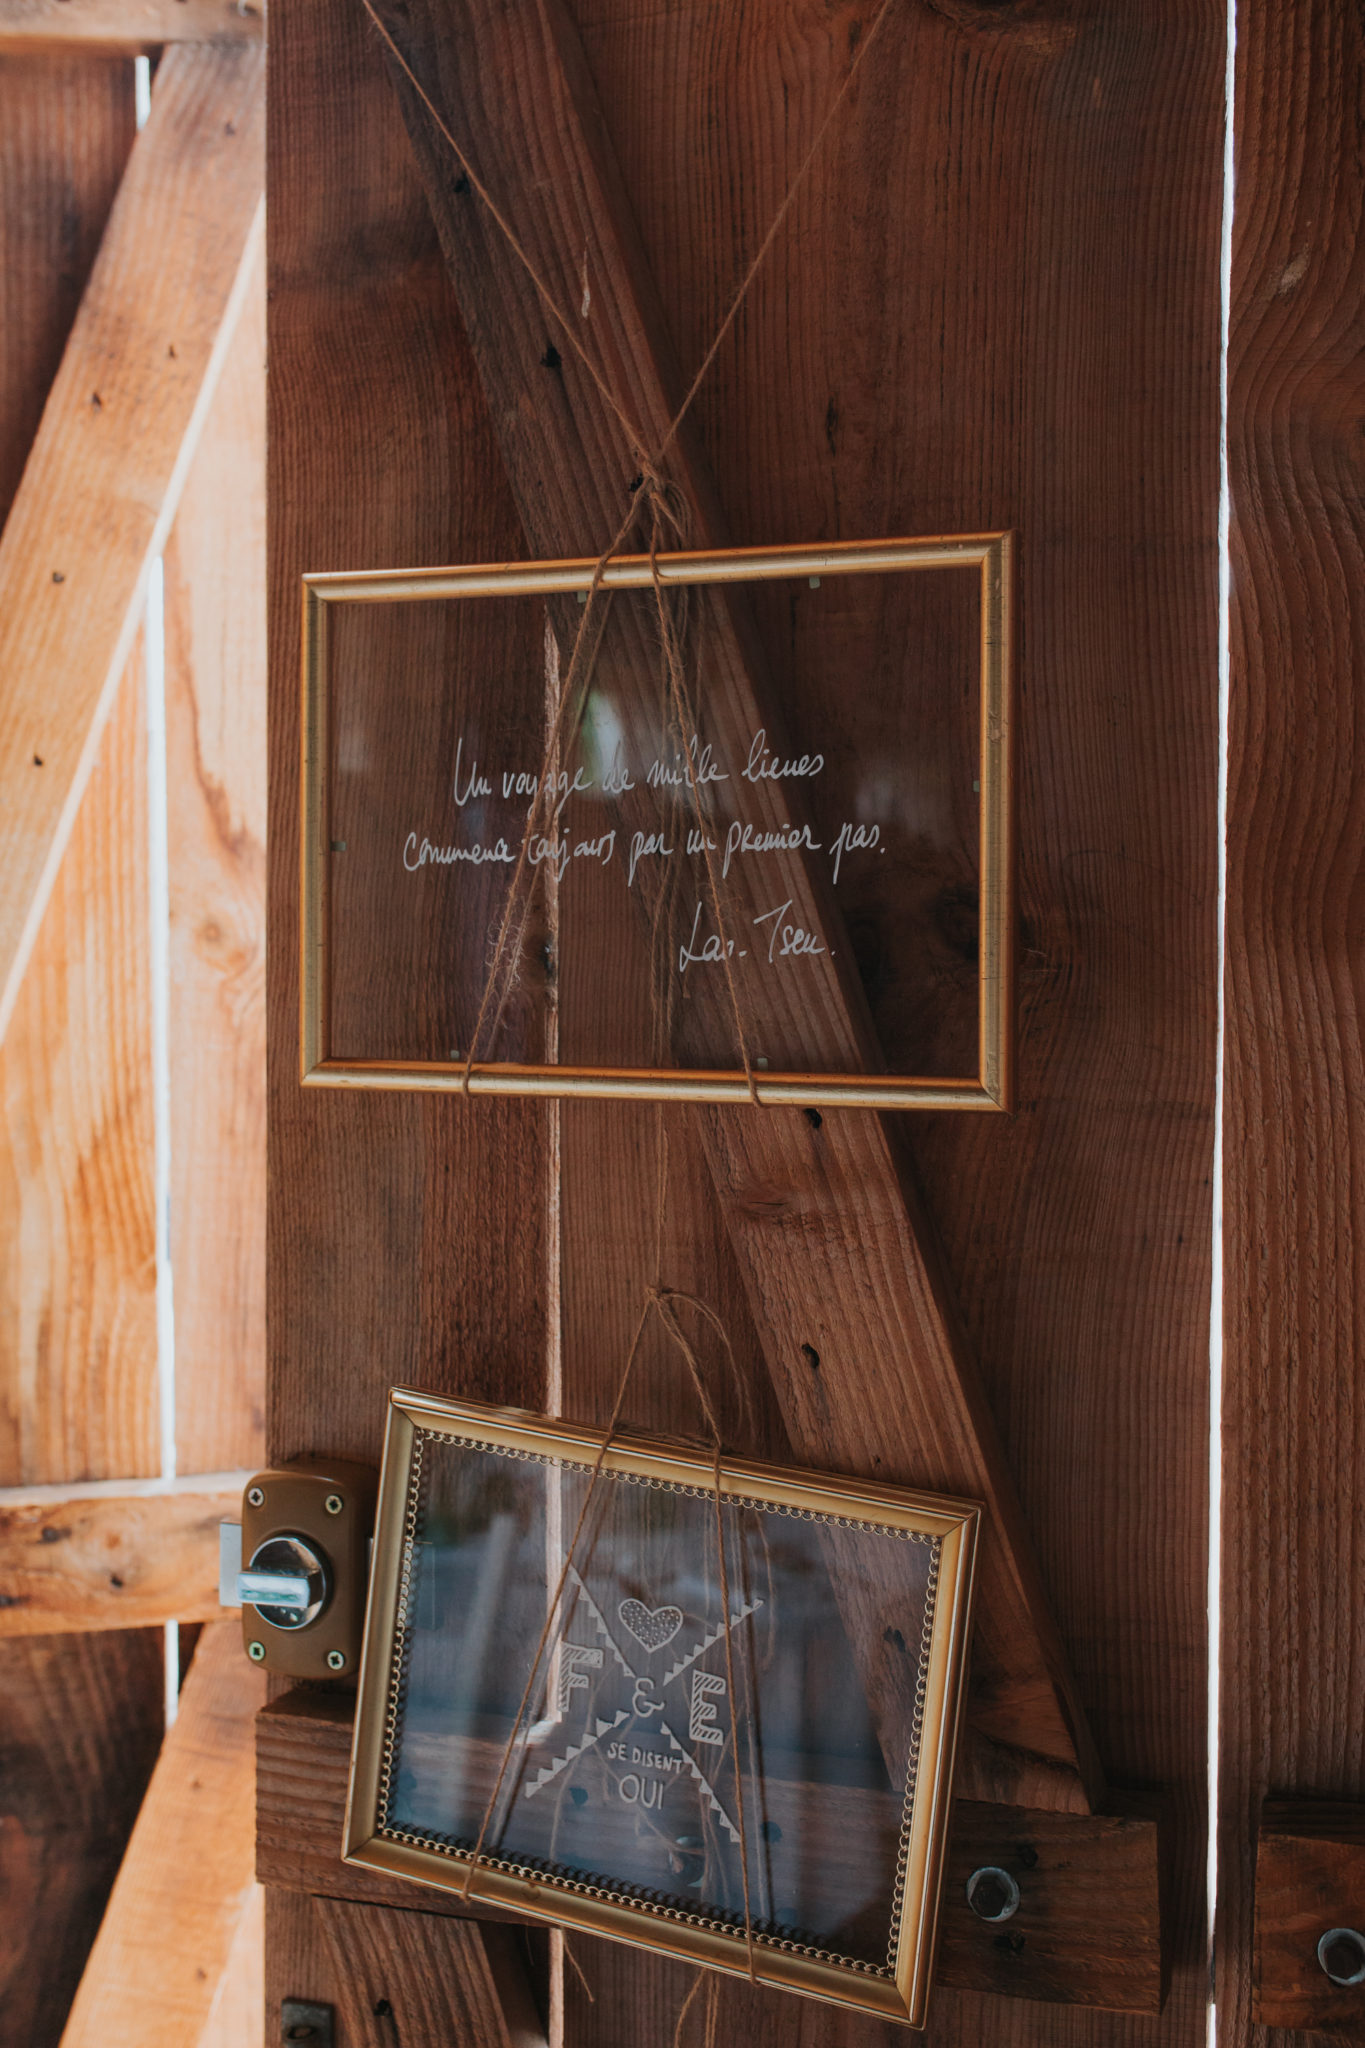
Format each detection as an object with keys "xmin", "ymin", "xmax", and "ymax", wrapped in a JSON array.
[{"xmin": 631, "ymin": 1675, "xmax": 663, "ymax": 1718}]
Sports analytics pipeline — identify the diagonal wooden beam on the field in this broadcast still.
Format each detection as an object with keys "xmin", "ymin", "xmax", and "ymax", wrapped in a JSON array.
[
  {"xmin": 366, "ymin": 0, "xmax": 1101, "ymax": 1812},
  {"xmin": 58, "ymin": 1622, "xmax": 263, "ymax": 2048},
  {"xmin": 0, "ymin": 40, "xmax": 264, "ymax": 1048}
]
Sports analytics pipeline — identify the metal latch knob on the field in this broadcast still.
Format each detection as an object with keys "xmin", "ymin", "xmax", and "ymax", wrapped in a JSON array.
[{"xmin": 237, "ymin": 1533, "xmax": 330, "ymax": 1629}]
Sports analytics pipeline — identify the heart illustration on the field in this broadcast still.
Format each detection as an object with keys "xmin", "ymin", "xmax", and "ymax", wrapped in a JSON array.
[{"xmin": 618, "ymin": 1598, "xmax": 683, "ymax": 1653}]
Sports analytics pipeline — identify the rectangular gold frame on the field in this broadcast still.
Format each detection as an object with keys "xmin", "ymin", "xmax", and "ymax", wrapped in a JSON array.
[
  {"xmin": 301, "ymin": 535, "xmax": 1014, "ymax": 1110},
  {"xmin": 344, "ymin": 1389, "xmax": 980, "ymax": 2029}
]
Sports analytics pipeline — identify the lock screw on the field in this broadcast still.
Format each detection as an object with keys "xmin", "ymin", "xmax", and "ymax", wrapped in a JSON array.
[
  {"xmin": 324, "ymin": 1493, "xmax": 344, "ymax": 1516},
  {"xmin": 326, "ymin": 1649, "xmax": 346, "ymax": 1671},
  {"xmin": 247, "ymin": 1641, "xmax": 266, "ymax": 1662},
  {"xmin": 247, "ymin": 1485, "xmax": 264, "ymax": 1508}
]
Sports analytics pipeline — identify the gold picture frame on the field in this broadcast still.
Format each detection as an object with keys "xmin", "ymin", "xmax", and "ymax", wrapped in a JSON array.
[
  {"xmin": 344, "ymin": 1388, "xmax": 980, "ymax": 2028},
  {"xmin": 301, "ymin": 536, "xmax": 1014, "ymax": 1110}
]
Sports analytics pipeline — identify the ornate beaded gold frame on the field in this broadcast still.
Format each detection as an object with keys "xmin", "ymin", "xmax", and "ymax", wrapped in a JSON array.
[{"xmin": 345, "ymin": 1389, "xmax": 980, "ymax": 2028}]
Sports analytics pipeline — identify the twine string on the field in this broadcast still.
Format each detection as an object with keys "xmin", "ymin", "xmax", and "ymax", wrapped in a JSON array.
[
  {"xmin": 456, "ymin": 492, "xmax": 640, "ymax": 1092},
  {"xmin": 457, "ymin": 1287, "xmax": 655, "ymax": 1901},
  {"xmin": 359, "ymin": 0, "xmax": 900, "ymax": 1091},
  {"xmin": 561, "ymin": 1933, "xmax": 596, "ymax": 2006},
  {"xmin": 645, "ymin": 493, "xmax": 761, "ymax": 1104},
  {"xmin": 650, "ymin": 0, "xmax": 899, "ymax": 478},
  {"xmin": 357, "ymin": 0, "xmax": 903, "ymax": 2007},
  {"xmin": 358, "ymin": 0, "xmax": 649, "ymax": 462},
  {"xmin": 455, "ymin": 468, "xmax": 764, "ymax": 1091},
  {"xmin": 458, "ymin": 1110, "xmax": 760, "ymax": 1984},
  {"xmin": 457, "ymin": 1275, "xmax": 762, "ymax": 1988},
  {"xmin": 358, "ymin": 0, "xmax": 900, "ymax": 493}
]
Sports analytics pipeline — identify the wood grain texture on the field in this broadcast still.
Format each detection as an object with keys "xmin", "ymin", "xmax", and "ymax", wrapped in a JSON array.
[
  {"xmin": 163, "ymin": 232, "xmax": 267, "ymax": 1477},
  {"xmin": 261, "ymin": 1689, "xmax": 1162, "ymax": 2016},
  {"xmin": 257, "ymin": 1693, "xmax": 526, "ymax": 1927},
  {"xmin": 0, "ymin": 643, "xmax": 157, "ymax": 1485},
  {"xmin": 265, "ymin": 1890, "xmax": 548, "ymax": 2048},
  {"xmin": 1221, "ymin": 6, "xmax": 1365, "ymax": 2043},
  {"xmin": 0, "ymin": 38, "xmax": 264, "ymax": 1046},
  {"xmin": 369, "ymin": 0, "xmax": 1096, "ymax": 1819},
  {"xmin": 265, "ymin": 0, "xmax": 554, "ymax": 2018},
  {"xmin": 0, "ymin": 50, "xmax": 134, "ymax": 522},
  {"xmin": 265, "ymin": 0, "xmax": 548, "ymax": 1516},
  {"xmin": 1252, "ymin": 1802, "xmax": 1365, "ymax": 2038},
  {"xmin": 0, "ymin": 1628, "xmax": 164, "ymax": 2048},
  {"xmin": 198, "ymin": 1880, "xmax": 265, "ymax": 2048},
  {"xmin": 0, "ymin": 1480, "xmax": 238, "ymax": 1634},
  {"xmin": 0, "ymin": 66, "xmax": 175, "ymax": 2048},
  {"xmin": 582, "ymin": 2, "xmax": 1218, "ymax": 2037},
  {"xmin": 59, "ymin": 1621, "xmax": 264, "ymax": 2048},
  {"xmin": 0, "ymin": 0, "xmax": 262, "ymax": 49},
  {"xmin": 267, "ymin": 0, "xmax": 1220, "ymax": 2040}
]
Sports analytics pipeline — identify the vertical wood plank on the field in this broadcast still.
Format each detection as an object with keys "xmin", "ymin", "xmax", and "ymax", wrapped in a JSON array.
[
  {"xmin": 1220, "ymin": 1, "xmax": 1365, "ymax": 2040},
  {"xmin": 163, "ymin": 235, "xmax": 267, "ymax": 1476},
  {"xmin": 0, "ymin": 51, "xmax": 135, "ymax": 522},
  {"xmin": 0, "ymin": 640, "xmax": 156, "ymax": 1485},
  {"xmin": 265, "ymin": 0, "xmax": 553, "ymax": 2017},
  {"xmin": 575, "ymin": 4, "xmax": 1220, "ymax": 2038},
  {"xmin": 266, "ymin": 1891, "xmax": 544, "ymax": 2048},
  {"xmin": 266, "ymin": 0, "xmax": 547, "ymax": 1458},
  {"xmin": 0, "ymin": 1628, "xmax": 164, "ymax": 2048}
]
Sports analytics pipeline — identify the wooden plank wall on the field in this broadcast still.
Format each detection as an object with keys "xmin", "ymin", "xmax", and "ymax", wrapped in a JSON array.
[
  {"xmin": 0, "ymin": 50, "xmax": 167, "ymax": 2048},
  {"xmin": 267, "ymin": 6, "xmax": 1221, "ymax": 2048},
  {"xmin": 0, "ymin": 39, "xmax": 267, "ymax": 2045},
  {"xmin": 1221, "ymin": 1, "xmax": 1365, "ymax": 2040}
]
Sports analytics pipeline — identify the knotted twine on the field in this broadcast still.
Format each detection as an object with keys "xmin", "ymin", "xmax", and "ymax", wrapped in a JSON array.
[
  {"xmin": 355, "ymin": 0, "xmax": 902, "ymax": 2019},
  {"xmin": 358, "ymin": 0, "xmax": 901, "ymax": 1095}
]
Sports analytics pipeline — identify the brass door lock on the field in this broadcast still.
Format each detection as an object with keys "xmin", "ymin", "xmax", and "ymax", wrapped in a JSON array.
[{"xmin": 219, "ymin": 1460, "xmax": 376, "ymax": 1678}]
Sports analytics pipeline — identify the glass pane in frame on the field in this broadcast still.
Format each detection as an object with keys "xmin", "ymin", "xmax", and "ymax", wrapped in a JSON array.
[
  {"xmin": 301, "ymin": 538, "xmax": 1013, "ymax": 1110},
  {"xmin": 346, "ymin": 1392, "xmax": 979, "ymax": 2026}
]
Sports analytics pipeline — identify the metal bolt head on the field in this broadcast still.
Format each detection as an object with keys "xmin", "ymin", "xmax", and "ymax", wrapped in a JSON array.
[
  {"xmin": 247, "ymin": 1640, "xmax": 266, "ymax": 1662},
  {"xmin": 966, "ymin": 1865, "xmax": 1020, "ymax": 1923},
  {"xmin": 326, "ymin": 1649, "xmax": 346, "ymax": 1672},
  {"xmin": 324, "ymin": 1493, "xmax": 344, "ymax": 1516},
  {"xmin": 1318, "ymin": 1927, "xmax": 1365, "ymax": 1987},
  {"xmin": 247, "ymin": 1485, "xmax": 265, "ymax": 1508}
]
